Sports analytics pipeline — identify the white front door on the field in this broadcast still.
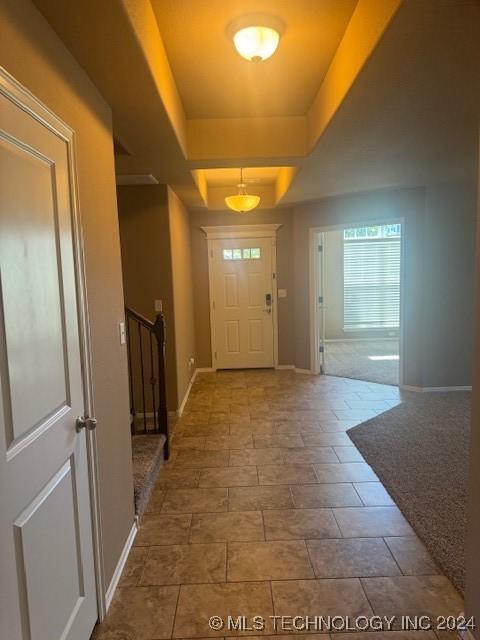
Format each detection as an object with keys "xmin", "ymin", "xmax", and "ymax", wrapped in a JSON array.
[
  {"xmin": 211, "ymin": 237, "xmax": 275, "ymax": 369},
  {"xmin": 0, "ymin": 72, "xmax": 98, "ymax": 640}
]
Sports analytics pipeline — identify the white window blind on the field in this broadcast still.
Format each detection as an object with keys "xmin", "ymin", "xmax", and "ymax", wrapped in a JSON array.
[{"xmin": 343, "ymin": 237, "xmax": 401, "ymax": 330}]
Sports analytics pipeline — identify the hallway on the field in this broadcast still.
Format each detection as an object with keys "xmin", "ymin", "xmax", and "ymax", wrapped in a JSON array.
[{"xmin": 93, "ymin": 370, "xmax": 463, "ymax": 639}]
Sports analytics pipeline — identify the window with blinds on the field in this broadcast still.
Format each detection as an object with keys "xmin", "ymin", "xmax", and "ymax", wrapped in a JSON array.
[{"xmin": 343, "ymin": 225, "xmax": 401, "ymax": 330}]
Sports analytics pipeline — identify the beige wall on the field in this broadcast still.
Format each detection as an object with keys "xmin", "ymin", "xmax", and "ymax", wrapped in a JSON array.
[
  {"xmin": 118, "ymin": 185, "xmax": 197, "ymax": 411},
  {"xmin": 323, "ymin": 229, "xmax": 399, "ymax": 341},
  {"xmin": 117, "ymin": 185, "xmax": 178, "ymax": 409},
  {"xmin": 421, "ymin": 181, "xmax": 476, "ymax": 387},
  {"xmin": 168, "ymin": 187, "xmax": 196, "ymax": 407},
  {"xmin": 190, "ymin": 207, "xmax": 295, "ymax": 368},
  {"xmin": 0, "ymin": 0, "xmax": 135, "ymax": 587},
  {"xmin": 465, "ymin": 133, "xmax": 480, "ymax": 638},
  {"xmin": 189, "ymin": 183, "xmax": 476, "ymax": 388},
  {"xmin": 294, "ymin": 183, "xmax": 476, "ymax": 387}
]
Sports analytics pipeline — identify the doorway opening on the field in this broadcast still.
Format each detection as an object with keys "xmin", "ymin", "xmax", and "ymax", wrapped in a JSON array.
[{"xmin": 311, "ymin": 221, "xmax": 403, "ymax": 386}]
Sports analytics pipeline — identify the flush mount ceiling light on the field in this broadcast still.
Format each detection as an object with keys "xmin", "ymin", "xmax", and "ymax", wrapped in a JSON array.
[
  {"xmin": 225, "ymin": 168, "xmax": 261, "ymax": 213},
  {"xmin": 227, "ymin": 15, "xmax": 284, "ymax": 62}
]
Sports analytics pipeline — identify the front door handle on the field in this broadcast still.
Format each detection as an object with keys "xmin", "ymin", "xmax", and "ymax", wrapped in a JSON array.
[
  {"xmin": 264, "ymin": 292, "xmax": 272, "ymax": 314},
  {"xmin": 76, "ymin": 415, "xmax": 97, "ymax": 432}
]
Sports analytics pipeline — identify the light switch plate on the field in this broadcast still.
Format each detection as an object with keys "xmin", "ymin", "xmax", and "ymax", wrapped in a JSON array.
[
  {"xmin": 278, "ymin": 289, "xmax": 287, "ymax": 298},
  {"xmin": 154, "ymin": 299, "xmax": 163, "ymax": 313},
  {"xmin": 119, "ymin": 321, "xmax": 126, "ymax": 345}
]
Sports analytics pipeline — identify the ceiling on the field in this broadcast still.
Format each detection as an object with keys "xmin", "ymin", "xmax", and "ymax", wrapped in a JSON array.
[
  {"xmin": 200, "ymin": 167, "xmax": 278, "ymax": 187},
  {"xmin": 283, "ymin": 0, "xmax": 480, "ymax": 203},
  {"xmin": 193, "ymin": 166, "xmax": 297, "ymax": 209},
  {"xmin": 33, "ymin": 0, "xmax": 480, "ymax": 210},
  {"xmin": 152, "ymin": 0, "xmax": 356, "ymax": 118}
]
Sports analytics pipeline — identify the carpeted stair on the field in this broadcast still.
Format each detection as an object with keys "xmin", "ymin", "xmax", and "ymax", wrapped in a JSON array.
[{"xmin": 131, "ymin": 434, "xmax": 166, "ymax": 519}]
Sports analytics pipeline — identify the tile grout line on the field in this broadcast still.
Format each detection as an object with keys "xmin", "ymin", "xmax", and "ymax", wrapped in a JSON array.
[
  {"xmin": 169, "ymin": 576, "xmax": 182, "ymax": 640},
  {"xmin": 382, "ymin": 535, "xmax": 406, "ymax": 576},
  {"xmin": 303, "ymin": 537, "xmax": 318, "ymax": 579},
  {"xmin": 330, "ymin": 506, "xmax": 346, "ymax": 539}
]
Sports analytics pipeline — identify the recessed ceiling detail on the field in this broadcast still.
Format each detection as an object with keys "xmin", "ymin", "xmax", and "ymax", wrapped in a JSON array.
[
  {"xmin": 34, "ymin": 0, "xmax": 480, "ymax": 210},
  {"xmin": 152, "ymin": 0, "xmax": 357, "ymax": 119},
  {"xmin": 192, "ymin": 166, "xmax": 297, "ymax": 210}
]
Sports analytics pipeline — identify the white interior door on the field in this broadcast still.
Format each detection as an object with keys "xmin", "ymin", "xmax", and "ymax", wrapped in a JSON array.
[
  {"xmin": 0, "ymin": 73, "xmax": 98, "ymax": 640},
  {"xmin": 211, "ymin": 237, "xmax": 275, "ymax": 369}
]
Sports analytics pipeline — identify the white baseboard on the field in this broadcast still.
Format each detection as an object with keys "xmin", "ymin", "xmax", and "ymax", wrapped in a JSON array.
[
  {"xmin": 325, "ymin": 337, "xmax": 398, "ymax": 343},
  {"xmin": 295, "ymin": 367, "xmax": 315, "ymax": 375},
  {"xmin": 275, "ymin": 365, "xmax": 315, "ymax": 375},
  {"xmin": 175, "ymin": 367, "xmax": 218, "ymax": 417},
  {"xmin": 177, "ymin": 369, "xmax": 197, "ymax": 417},
  {"xmin": 401, "ymin": 384, "xmax": 472, "ymax": 392},
  {"xmin": 105, "ymin": 519, "xmax": 137, "ymax": 611}
]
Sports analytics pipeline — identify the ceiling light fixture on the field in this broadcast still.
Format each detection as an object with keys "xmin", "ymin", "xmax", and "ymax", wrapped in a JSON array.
[
  {"xmin": 227, "ymin": 15, "xmax": 284, "ymax": 62},
  {"xmin": 225, "ymin": 168, "xmax": 261, "ymax": 213}
]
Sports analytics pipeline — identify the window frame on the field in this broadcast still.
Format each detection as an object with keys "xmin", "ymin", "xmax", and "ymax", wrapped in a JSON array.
[{"xmin": 343, "ymin": 225, "xmax": 402, "ymax": 332}]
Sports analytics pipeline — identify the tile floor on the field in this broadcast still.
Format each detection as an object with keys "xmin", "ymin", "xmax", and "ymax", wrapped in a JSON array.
[{"xmin": 92, "ymin": 370, "xmax": 463, "ymax": 640}]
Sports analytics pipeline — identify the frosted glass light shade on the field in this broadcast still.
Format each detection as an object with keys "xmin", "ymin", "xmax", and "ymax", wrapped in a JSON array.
[
  {"xmin": 225, "ymin": 194, "xmax": 261, "ymax": 212},
  {"xmin": 233, "ymin": 26, "xmax": 280, "ymax": 62}
]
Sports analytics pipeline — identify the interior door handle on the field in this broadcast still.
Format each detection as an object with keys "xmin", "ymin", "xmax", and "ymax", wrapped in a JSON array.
[{"xmin": 76, "ymin": 415, "xmax": 97, "ymax": 432}]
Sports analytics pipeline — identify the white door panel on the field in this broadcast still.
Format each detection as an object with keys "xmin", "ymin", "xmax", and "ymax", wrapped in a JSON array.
[
  {"xmin": 212, "ymin": 238, "xmax": 274, "ymax": 369},
  {"xmin": 0, "ymin": 76, "xmax": 97, "ymax": 640}
]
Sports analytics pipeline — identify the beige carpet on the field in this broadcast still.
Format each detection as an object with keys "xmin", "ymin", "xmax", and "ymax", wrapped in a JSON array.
[
  {"xmin": 132, "ymin": 434, "xmax": 166, "ymax": 518},
  {"xmin": 348, "ymin": 391, "xmax": 471, "ymax": 594},
  {"xmin": 325, "ymin": 339, "xmax": 399, "ymax": 386}
]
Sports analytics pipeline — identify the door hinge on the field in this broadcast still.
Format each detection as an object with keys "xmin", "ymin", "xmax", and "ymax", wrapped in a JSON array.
[
  {"xmin": 214, "ymin": 351, "xmax": 217, "ymax": 360},
  {"xmin": 273, "ymin": 272, "xmax": 276, "ymax": 280},
  {"xmin": 318, "ymin": 296, "xmax": 323, "ymax": 304},
  {"xmin": 318, "ymin": 245, "xmax": 323, "ymax": 252},
  {"xmin": 319, "ymin": 346, "xmax": 324, "ymax": 353},
  {"xmin": 76, "ymin": 415, "xmax": 97, "ymax": 433},
  {"xmin": 212, "ymin": 300, "xmax": 215, "ymax": 310}
]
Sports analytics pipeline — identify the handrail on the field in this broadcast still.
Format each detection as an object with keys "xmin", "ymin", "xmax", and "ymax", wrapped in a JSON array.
[
  {"xmin": 124, "ymin": 306, "xmax": 169, "ymax": 458},
  {"xmin": 125, "ymin": 306, "xmax": 154, "ymax": 329}
]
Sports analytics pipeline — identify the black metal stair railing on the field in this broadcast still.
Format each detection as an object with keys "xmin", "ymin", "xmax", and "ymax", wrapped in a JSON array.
[{"xmin": 125, "ymin": 307, "xmax": 169, "ymax": 458}]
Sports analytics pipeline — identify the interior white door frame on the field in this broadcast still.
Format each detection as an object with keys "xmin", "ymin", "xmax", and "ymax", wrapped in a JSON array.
[
  {"xmin": 309, "ymin": 217, "xmax": 406, "ymax": 386},
  {"xmin": 312, "ymin": 231, "xmax": 326, "ymax": 374},
  {"xmin": 202, "ymin": 224, "xmax": 281, "ymax": 370},
  {"xmin": 0, "ymin": 67, "xmax": 107, "ymax": 620}
]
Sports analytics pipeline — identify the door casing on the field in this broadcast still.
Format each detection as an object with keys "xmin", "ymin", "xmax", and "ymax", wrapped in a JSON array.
[
  {"xmin": 202, "ymin": 224, "xmax": 281, "ymax": 370},
  {"xmin": 0, "ymin": 66, "xmax": 107, "ymax": 620}
]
